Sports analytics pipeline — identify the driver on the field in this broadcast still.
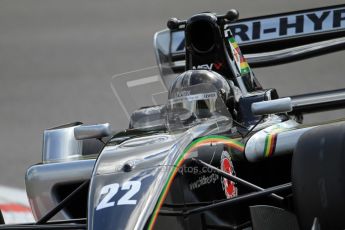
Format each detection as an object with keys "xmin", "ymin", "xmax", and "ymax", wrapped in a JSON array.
[{"xmin": 168, "ymin": 69, "xmax": 235, "ymax": 122}]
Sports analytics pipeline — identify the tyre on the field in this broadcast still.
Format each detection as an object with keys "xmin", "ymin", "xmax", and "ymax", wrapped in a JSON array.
[{"xmin": 292, "ymin": 123, "xmax": 345, "ymax": 230}]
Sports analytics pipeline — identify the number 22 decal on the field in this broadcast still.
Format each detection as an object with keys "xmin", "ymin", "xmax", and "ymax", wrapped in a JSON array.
[{"xmin": 96, "ymin": 181, "xmax": 141, "ymax": 210}]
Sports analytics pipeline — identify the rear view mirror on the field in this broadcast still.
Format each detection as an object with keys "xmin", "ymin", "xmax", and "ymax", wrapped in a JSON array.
[
  {"xmin": 74, "ymin": 123, "xmax": 112, "ymax": 140},
  {"xmin": 251, "ymin": 97, "xmax": 292, "ymax": 116}
]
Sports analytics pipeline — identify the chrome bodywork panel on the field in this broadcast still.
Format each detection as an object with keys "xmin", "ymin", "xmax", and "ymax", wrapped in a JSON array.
[
  {"xmin": 88, "ymin": 117, "xmax": 232, "ymax": 230},
  {"xmin": 245, "ymin": 120, "xmax": 345, "ymax": 162},
  {"xmin": 26, "ymin": 159, "xmax": 95, "ymax": 220},
  {"xmin": 26, "ymin": 117, "xmax": 232, "ymax": 224},
  {"xmin": 42, "ymin": 123, "xmax": 83, "ymax": 163},
  {"xmin": 26, "ymin": 118, "xmax": 345, "ymax": 225}
]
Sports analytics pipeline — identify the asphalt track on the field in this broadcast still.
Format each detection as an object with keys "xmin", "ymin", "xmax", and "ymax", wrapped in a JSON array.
[{"xmin": 0, "ymin": 0, "xmax": 345, "ymax": 189}]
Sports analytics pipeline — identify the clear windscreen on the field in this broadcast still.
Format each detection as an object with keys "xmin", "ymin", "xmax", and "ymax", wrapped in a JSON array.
[
  {"xmin": 111, "ymin": 67, "xmax": 169, "ymax": 121},
  {"xmin": 167, "ymin": 83, "xmax": 232, "ymax": 131},
  {"xmin": 111, "ymin": 67, "xmax": 232, "ymax": 131},
  {"xmin": 154, "ymin": 29, "xmax": 185, "ymax": 89}
]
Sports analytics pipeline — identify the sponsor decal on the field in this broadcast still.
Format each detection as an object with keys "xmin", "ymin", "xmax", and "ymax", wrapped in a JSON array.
[
  {"xmin": 166, "ymin": 5, "xmax": 345, "ymax": 53},
  {"xmin": 192, "ymin": 62, "xmax": 223, "ymax": 71},
  {"xmin": 213, "ymin": 62, "xmax": 223, "ymax": 70},
  {"xmin": 147, "ymin": 135, "xmax": 244, "ymax": 230},
  {"xmin": 192, "ymin": 63, "xmax": 213, "ymax": 70},
  {"xmin": 169, "ymin": 92, "xmax": 218, "ymax": 104},
  {"xmin": 176, "ymin": 90, "xmax": 190, "ymax": 97},
  {"xmin": 225, "ymin": 6, "xmax": 345, "ymax": 44},
  {"xmin": 189, "ymin": 174, "xmax": 219, "ymax": 191},
  {"xmin": 220, "ymin": 151, "xmax": 237, "ymax": 199}
]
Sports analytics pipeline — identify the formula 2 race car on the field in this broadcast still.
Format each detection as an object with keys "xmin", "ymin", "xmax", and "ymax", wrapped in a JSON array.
[{"xmin": 1, "ymin": 3, "xmax": 345, "ymax": 230}]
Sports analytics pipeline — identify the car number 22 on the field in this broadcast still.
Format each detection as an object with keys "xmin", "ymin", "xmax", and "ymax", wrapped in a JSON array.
[{"xmin": 96, "ymin": 181, "xmax": 141, "ymax": 210}]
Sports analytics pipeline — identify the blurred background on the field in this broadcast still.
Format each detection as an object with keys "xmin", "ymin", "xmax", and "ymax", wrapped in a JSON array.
[{"xmin": 0, "ymin": 0, "xmax": 344, "ymax": 189}]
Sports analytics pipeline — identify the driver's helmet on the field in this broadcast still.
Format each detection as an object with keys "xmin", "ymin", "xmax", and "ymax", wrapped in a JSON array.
[{"xmin": 168, "ymin": 69, "xmax": 232, "ymax": 119}]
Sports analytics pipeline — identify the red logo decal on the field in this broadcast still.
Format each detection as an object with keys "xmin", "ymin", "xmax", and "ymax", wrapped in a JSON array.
[
  {"xmin": 221, "ymin": 151, "xmax": 237, "ymax": 199},
  {"xmin": 214, "ymin": 63, "xmax": 223, "ymax": 70}
]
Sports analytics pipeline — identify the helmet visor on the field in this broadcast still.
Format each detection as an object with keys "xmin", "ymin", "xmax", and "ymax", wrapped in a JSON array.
[{"xmin": 167, "ymin": 83, "xmax": 231, "ymax": 130}]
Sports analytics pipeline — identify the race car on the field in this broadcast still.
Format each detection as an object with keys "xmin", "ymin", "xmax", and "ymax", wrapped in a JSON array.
[{"xmin": 1, "ymin": 3, "xmax": 345, "ymax": 230}]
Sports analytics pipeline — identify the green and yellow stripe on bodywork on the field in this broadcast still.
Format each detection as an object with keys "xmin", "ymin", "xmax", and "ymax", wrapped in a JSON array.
[
  {"xmin": 263, "ymin": 128, "xmax": 285, "ymax": 158},
  {"xmin": 229, "ymin": 37, "xmax": 239, "ymax": 49},
  {"xmin": 228, "ymin": 37, "xmax": 250, "ymax": 75},
  {"xmin": 147, "ymin": 135, "xmax": 244, "ymax": 230}
]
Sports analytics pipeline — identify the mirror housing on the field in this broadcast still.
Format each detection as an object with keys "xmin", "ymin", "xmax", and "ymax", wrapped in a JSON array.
[
  {"xmin": 42, "ymin": 122, "xmax": 83, "ymax": 163},
  {"xmin": 74, "ymin": 123, "xmax": 112, "ymax": 140},
  {"xmin": 251, "ymin": 97, "xmax": 292, "ymax": 116}
]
